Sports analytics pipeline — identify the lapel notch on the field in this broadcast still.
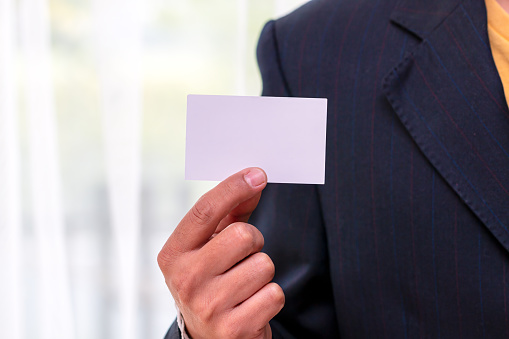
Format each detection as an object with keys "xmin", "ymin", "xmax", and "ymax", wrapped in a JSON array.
[{"xmin": 389, "ymin": 0, "xmax": 461, "ymax": 39}]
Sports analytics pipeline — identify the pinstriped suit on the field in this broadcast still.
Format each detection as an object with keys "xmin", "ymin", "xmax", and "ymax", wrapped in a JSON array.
[
  {"xmin": 254, "ymin": 0, "xmax": 509, "ymax": 337},
  {"xmin": 165, "ymin": 0, "xmax": 509, "ymax": 337}
]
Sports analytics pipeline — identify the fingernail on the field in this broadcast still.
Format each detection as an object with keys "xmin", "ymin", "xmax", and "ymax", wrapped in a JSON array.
[{"xmin": 244, "ymin": 168, "xmax": 266, "ymax": 188}]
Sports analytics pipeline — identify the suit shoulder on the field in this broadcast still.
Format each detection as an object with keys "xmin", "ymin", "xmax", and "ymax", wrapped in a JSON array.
[
  {"xmin": 277, "ymin": 0, "xmax": 358, "ymax": 26},
  {"xmin": 273, "ymin": 0, "xmax": 397, "ymax": 42}
]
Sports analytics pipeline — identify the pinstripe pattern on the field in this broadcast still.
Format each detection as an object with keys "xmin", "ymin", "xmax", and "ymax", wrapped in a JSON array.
[
  {"xmin": 479, "ymin": 231, "xmax": 486, "ymax": 339},
  {"xmin": 426, "ymin": 42, "xmax": 509, "ymax": 158},
  {"xmin": 412, "ymin": 56, "xmax": 509, "ymax": 196},
  {"xmin": 431, "ymin": 172, "xmax": 440, "ymax": 338},
  {"xmin": 349, "ymin": 1, "xmax": 383, "ymax": 335},
  {"xmin": 314, "ymin": 1, "xmax": 342, "ymax": 96},
  {"xmin": 249, "ymin": 0, "xmax": 509, "ymax": 338},
  {"xmin": 370, "ymin": 21, "xmax": 392, "ymax": 339},
  {"xmin": 444, "ymin": 22, "xmax": 507, "ymax": 112},
  {"xmin": 453, "ymin": 201, "xmax": 463, "ymax": 339},
  {"xmin": 332, "ymin": 0, "xmax": 358, "ymax": 308},
  {"xmin": 505, "ymin": 262, "xmax": 509, "ymax": 338}
]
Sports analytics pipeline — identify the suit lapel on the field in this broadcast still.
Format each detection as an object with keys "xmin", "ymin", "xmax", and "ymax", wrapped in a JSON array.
[
  {"xmin": 383, "ymin": 0, "xmax": 509, "ymax": 252},
  {"xmin": 389, "ymin": 0, "xmax": 462, "ymax": 39}
]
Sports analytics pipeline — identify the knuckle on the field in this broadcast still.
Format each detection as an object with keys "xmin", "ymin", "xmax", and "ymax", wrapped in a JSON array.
[
  {"xmin": 215, "ymin": 179, "xmax": 241, "ymax": 208},
  {"xmin": 267, "ymin": 283, "xmax": 285, "ymax": 307},
  {"xmin": 256, "ymin": 253, "xmax": 275, "ymax": 278},
  {"xmin": 231, "ymin": 222, "xmax": 256, "ymax": 249},
  {"xmin": 190, "ymin": 196, "xmax": 216, "ymax": 226}
]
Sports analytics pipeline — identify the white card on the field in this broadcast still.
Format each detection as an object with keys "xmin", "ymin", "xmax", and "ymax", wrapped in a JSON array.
[{"xmin": 185, "ymin": 95, "xmax": 327, "ymax": 184}]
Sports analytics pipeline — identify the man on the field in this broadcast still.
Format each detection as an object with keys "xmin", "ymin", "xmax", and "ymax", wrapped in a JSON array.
[{"xmin": 159, "ymin": 0, "xmax": 509, "ymax": 337}]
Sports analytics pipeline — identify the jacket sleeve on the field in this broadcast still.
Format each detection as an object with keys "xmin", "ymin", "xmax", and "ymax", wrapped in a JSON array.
[{"xmin": 252, "ymin": 21, "xmax": 340, "ymax": 339}]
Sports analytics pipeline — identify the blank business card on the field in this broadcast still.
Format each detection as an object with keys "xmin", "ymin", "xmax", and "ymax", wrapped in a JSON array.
[{"xmin": 185, "ymin": 95, "xmax": 327, "ymax": 184}]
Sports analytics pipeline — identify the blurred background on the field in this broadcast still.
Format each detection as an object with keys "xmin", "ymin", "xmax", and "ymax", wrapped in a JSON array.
[{"xmin": 0, "ymin": 0, "xmax": 309, "ymax": 338}]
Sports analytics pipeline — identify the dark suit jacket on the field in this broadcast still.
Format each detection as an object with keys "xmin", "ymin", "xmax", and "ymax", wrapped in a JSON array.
[{"xmin": 166, "ymin": 0, "xmax": 509, "ymax": 337}]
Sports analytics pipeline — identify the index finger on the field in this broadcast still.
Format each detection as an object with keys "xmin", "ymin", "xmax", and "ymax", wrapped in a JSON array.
[{"xmin": 167, "ymin": 167, "xmax": 267, "ymax": 253}]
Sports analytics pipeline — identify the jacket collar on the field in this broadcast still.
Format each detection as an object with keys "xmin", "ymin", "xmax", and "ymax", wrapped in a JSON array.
[{"xmin": 384, "ymin": 0, "xmax": 509, "ymax": 252}]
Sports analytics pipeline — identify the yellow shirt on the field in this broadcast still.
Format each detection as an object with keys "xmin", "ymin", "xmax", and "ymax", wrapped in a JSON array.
[{"xmin": 486, "ymin": 0, "xmax": 509, "ymax": 106}]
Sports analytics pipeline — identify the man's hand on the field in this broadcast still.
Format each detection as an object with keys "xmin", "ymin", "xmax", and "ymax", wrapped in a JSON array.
[{"xmin": 158, "ymin": 168, "xmax": 285, "ymax": 339}]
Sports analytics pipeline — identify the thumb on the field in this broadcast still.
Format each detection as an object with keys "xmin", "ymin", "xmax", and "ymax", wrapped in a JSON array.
[{"xmin": 166, "ymin": 168, "xmax": 267, "ymax": 253}]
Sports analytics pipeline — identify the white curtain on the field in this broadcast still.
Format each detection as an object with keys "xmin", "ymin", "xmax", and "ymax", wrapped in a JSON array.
[
  {"xmin": 0, "ymin": 0, "xmax": 22, "ymax": 338},
  {"xmin": 0, "ymin": 0, "xmax": 309, "ymax": 338},
  {"xmin": 92, "ymin": 0, "xmax": 143, "ymax": 338},
  {"xmin": 20, "ymin": 0, "xmax": 76, "ymax": 337}
]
